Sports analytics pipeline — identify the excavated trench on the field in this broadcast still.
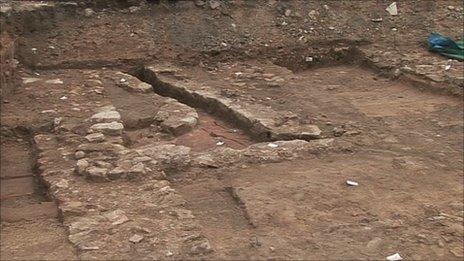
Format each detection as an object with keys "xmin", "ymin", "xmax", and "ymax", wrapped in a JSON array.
[{"xmin": 133, "ymin": 68, "xmax": 275, "ymax": 142}]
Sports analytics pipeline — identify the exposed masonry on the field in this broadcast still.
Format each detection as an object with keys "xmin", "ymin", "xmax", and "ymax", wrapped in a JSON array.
[
  {"xmin": 138, "ymin": 63, "xmax": 323, "ymax": 141},
  {"xmin": 31, "ymin": 68, "xmax": 335, "ymax": 259}
]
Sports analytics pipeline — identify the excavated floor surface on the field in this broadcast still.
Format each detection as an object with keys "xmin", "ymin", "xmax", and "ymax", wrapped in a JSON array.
[{"xmin": 1, "ymin": 1, "xmax": 463, "ymax": 260}]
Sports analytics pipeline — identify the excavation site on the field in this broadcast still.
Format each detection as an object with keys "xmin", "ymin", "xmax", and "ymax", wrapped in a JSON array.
[{"xmin": 0, "ymin": 1, "xmax": 463, "ymax": 260}]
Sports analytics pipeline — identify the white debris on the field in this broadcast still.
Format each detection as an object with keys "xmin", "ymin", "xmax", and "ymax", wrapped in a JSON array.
[
  {"xmin": 216, "ymin": 141, "xmax": 225, "ymax": 146},
  {"xmin": 386, "ymin": 253, "xmax": 402, "ymax": 261},
  {"xmin": 305, "ymin": 56, "xmax": 314, "ymax": 62},
  {"xmin": 372, "ymin": 18, "xmax": 383, "ymax": 22},
  {"xmin": 386, "ymin": 2, "xmax": 398, "ymax": 16},
  {"xmin": 346, "ymin": 180, "xmax": 359, "ymax": 186},
  {"xmin": 31, "ymin": 48, "xmax": 37, "ymax": 53},
  {"xmin": 445, "ymin": 64, "xmax": 451, "ymax": 71},
  {"xmin": 267, "ymin": 143, "xmax": 279, "ymax": 148},
  {"xmin": 165, "ymin": 251, "xmax": 174, "ymax": 257},
  {"xmin": 120, "ymin": 78, "xmax": 127, "ymax": 83},
  {"xmin": 60, "ymin": 96, "xmax": 68, "ymax": 100}
]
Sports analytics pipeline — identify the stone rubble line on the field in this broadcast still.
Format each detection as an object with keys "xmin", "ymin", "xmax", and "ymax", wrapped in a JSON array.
[
  {"xmin": 33, "ymin": 109, "xmax": 213, "ymax": 259},
  {"xmin": 30, "ymin": 69, "xmax": 335, "ymax": 259},
  {"xmin": 139, "ymin": 63, "xmax": 323, "ymax": 141}
]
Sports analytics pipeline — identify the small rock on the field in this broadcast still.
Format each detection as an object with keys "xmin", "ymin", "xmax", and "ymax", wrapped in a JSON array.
[
  {"xmin": 129, "ymin": 234, "xmax": 144, "ymax": 243},
  {"xmin": 96, "ymin": 105, "xmax": 116, "ymax": 113},
  {"xmin": 333, "ymin": 126, "xmax": 346, "ymax": 137},
  {"xmin": 250, "ymin": 236, "xmax": 261, "ymax": 248},
  {"xmin": 209, "ymin": 0, "xmax": 220, "ymax": 9},
  {"xmin": 129, "ymin": 6, "xmax": 141, "ymax": 13},
  {"xmin": 85, "ymin": 166, "xmax": 108, "ymax": 181},
  {"xmin": 91, "ymin": 110, "xmax": 121, "ymax": 123},
  {"xmin": 165, "ymin": 251, "xmax": 174, "ymax": 257},
  {"xmin": 22, "ymin": 77, "xmax": 41, "ymax": 84},
  {"xmin": 308, "ymin": 10, "xmax": 318, "ymax": 20},
  {"xmin": 450, "ymin": 247, "xmax": 463, "ymax": 257},
  {"xmin": 90, "ymin": 122, "xmax": 124, "ymax": 136},
  {"xmin": 367, "ymin": 237, "xmax": 382, "ymax": 249},
  {"xmin": 79, "ymin": 246, "xmax": 99, "ymax": 251},
  {"xmin": 155, "ymin": 99, "xmax": 198, "ymax": 136},
  {"xmin": 284, "ymin": 9, "xmax": 292, "ymax": 17},
  {"xmin": 61, "ymin": 201, "xmax": 85, "ymax": 217},
  {"xmin": 54, "ymin": 179, "xmax": 69, "ymax": 189},
  {"xmin": 85, "ymin": 133, "xmax": 105, "ymax": 142},
  {"xmin": 46, "ymin": 79, "xmax": 63, "ymax": 84},
  {"xmin": 84, "ymin": 8, "xmax": 95, "ymax": 17},
  {"xmin": 195, "ymin": 0, "xmax": 205, "ymax": 7},
  {"xmin": 104, "ymin": 209, "xmax": 130, "ymax": 225},
  {"xmin": 76, "ymin": 159, "xmax": 90, "ymax": 175},
  {"xmin": 190, "ymin": 240, "xmax": 213, "ymax": 255},
  {"xmin": 75, "ymin": 151, "xmax": 86, "ymax": 159}
]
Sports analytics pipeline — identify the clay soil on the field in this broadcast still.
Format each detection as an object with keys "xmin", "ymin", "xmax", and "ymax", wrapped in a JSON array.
[{"xmin": 1, "ymin": 0, "xmax": 463, "ymax": 260}]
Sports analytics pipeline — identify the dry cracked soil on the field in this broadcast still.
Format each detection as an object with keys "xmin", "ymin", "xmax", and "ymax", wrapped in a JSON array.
[{"xmin": 0, "ymin": 0, "xmax": 463, "ymax": 260}]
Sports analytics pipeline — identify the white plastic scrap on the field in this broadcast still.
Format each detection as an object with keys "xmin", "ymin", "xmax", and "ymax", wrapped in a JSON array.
[
  {"xmin": 346, "ymin": 180, "xmax": 359, "ymax": 186},
  {"xmin": 386, "ymin": 253, "xmax": 402, "ymax": 261},
  {"xmin": 386, "ymin": 2, "xmax": 398, "ymax": 16},
  {"xmin": 216, "ymin": 141, "xmax": 225, "ymax": 146}
]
